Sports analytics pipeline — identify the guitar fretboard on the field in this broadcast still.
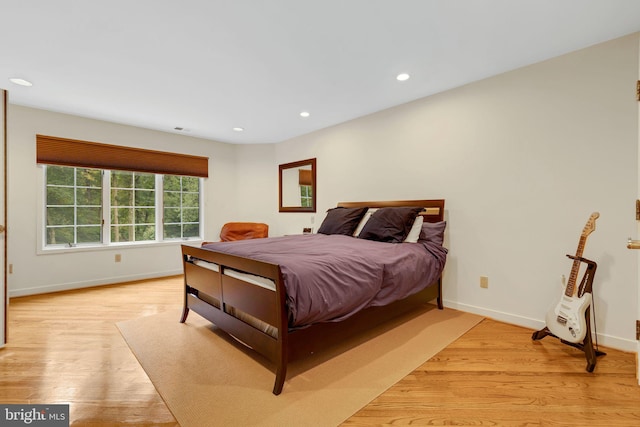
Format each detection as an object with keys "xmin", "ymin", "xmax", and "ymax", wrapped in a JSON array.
[
  {"xmin": 565, "ymin": 236, "xmax": 586, "ymax": 297},
  {"xmin": 564, "ymin": 212, "xmax": 599, "ymax": 297}
]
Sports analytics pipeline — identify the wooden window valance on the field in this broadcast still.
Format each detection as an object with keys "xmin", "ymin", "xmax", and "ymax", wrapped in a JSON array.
[
  {"xmin": 298, "ymin": 169, "xmax": 312, "ymax": 186},
  {"xmin": 36, "ymin": 134, "xmax": 209, "ymax": 178}
]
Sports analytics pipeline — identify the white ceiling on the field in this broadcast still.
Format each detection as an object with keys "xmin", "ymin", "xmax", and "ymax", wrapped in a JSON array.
[{"xmin": 2, "ymin": 1, "xmax": 640, "ymax": 144}]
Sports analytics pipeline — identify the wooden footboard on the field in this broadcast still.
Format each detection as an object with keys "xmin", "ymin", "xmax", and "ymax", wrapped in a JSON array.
[{"xmin": 181, "ymin": 245, "xmax": 290, "ymax": 394}]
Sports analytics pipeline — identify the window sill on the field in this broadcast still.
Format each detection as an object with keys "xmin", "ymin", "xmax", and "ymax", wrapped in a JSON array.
[{"xmin": 37, "ymin": 238, "xmax": 204, "ymax": 255}]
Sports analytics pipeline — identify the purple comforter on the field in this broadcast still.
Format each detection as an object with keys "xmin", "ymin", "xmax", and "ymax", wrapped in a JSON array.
[{"xmin": 201, "ymin": 234, "xmax": 447, "ymax": 328}]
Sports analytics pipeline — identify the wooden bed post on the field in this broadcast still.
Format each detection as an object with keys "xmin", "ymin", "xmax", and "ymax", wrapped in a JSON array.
[
  {"xmin": 273, "ymin": 268, "xmax": 289, "ymax": 395},
  {"xmin": 180, "ymin": 253, "xmax": 190, "ymax": 323}
]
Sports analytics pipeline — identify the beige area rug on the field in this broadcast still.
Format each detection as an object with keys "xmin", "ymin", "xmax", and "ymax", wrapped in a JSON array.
[{"xmin": 117, "ymin": 306, "xmax": 482, "ymax": 427}]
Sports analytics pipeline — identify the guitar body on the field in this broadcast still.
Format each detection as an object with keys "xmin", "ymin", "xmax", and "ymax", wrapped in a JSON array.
[{"xmin": 545, "ymin": 292, "xmax": 592, "ymax": 343}]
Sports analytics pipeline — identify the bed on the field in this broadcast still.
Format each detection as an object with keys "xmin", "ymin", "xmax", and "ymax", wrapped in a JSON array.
[{"xmin": 180, "ymin": 199, "xmax": 447, "ymax": 394}]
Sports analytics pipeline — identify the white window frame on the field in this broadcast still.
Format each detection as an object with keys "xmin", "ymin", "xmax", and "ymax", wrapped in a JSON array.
[{"xmin": 37, "ymin": 165, "xmax": 204, "ymax": 253}]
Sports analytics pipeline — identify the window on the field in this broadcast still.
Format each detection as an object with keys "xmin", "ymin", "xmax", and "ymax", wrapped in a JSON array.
[
  {"xmin": 37, "ymin": 135, "xmax": 208, "ymax": 249},
  {"xmin": 111, "ymin": 171, "xmax": 156, "ymax": 242},
  {"xmin": 163, "ymin": 175, "xmax": 201, "ymax": 239},
  {"xmin": 44, "ymin": 165, "xmax": 202, "ymax": 248},
  {"xmin": 46, "ymin": 166, "xmax": 103, "ymax": 246},
  {"xmin": 300, "ymin": 185, "xmax": 312, "ymax": 208}
]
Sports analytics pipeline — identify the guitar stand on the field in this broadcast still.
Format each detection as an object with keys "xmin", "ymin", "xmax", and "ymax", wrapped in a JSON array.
[{"xmin": 531, "ymin": 255, "xmax": 606, "ymax": 372}]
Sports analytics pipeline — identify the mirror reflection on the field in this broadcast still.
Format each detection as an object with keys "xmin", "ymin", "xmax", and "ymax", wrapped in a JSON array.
[{"xmin": 279, "ymin": 158, "xmax": 316, "ymax": 212}]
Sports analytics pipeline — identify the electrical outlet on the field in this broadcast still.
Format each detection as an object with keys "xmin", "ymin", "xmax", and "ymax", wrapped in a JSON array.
[
  {"xmin": 480, "ymin": 276, "xmax": 489, "ymax": 289},
  {"xmin": 115, "ymin": 254, "xmax": 122, "ymax": 263}
]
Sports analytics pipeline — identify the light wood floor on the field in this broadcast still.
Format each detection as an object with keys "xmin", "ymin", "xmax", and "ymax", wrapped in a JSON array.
[{"xmin": 2, "ymin": 276, "xmax": 639, "ymax": 426}]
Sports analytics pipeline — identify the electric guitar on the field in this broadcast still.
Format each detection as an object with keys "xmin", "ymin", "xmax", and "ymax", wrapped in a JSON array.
[{"xmin": 545, "ymin": 212, "xmax": 599, "ymax": 344}]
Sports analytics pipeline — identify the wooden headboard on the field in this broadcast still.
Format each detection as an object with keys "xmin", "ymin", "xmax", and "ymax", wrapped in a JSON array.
[{"xmin": 337, "ymin": 199, "xmax": 445, "ymax": 223}]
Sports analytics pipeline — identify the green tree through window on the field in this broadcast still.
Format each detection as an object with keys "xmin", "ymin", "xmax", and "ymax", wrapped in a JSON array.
[
  {"xmin": 111, "ymin": 171, "xmax": 156, "ymax": 242},
  {"xmin": 46, "ymin": 166, "xmax": 102, "ymax": 245},
  {"xmin": 163, "ymin": 175, "xmax": 201, "ymax": 239},
  {"xmin": 300, "ymin": 185, "xmax": 312, "ymax": 208}
]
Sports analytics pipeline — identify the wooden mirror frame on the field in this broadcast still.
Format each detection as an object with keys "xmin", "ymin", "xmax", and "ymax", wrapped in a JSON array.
[{"xmin": 279, "ymin": 158, "xmax": 316, "ymax": 213}]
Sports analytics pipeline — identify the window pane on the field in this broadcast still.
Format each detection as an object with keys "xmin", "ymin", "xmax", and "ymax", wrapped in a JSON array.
[
  {"xmin": 112, "ymin": 225, "xmax": 134, "ymax": 242},
  {"xmin": 135, "ymin": 225, "xmax": 155, "ymax": 241},
  {"xmin": 47, "ymin": 187, "xmax": 74, "ymax": 205},
  {"xmin": 164, "ymin": 224, "xmax": 181, "ymax": 239},
  {"xmin": 182, "ymin": 193, "xmax": 199, "ymax": 207},
  {"xmin": 135, "ymin": 208, "xmax": 155, "ymax": 224},
  {"xmin": 76, "ymin": 168, "xmax": 102, "ymax": 187},
  {"xmin": 77, "ymin": 207, "xmax": 101, "ymax": 225},
  {"xmin": 182, "ymin": 176, "xmax": 199, "ymax": 192},
  {"xmin": 112, "ymin": 207, "xmax": 133, "ymax": 224},
  {"xmin": 183, "ymin": 224, "xmax": 200, "ymax": 238},
  {"xmin": 183, "ymin": 208, "xmax": 199, "ymax": 223},
  {"xmin": 135, "ymin": 189, "xmax": 155, "ymax": 206},
  {"xmin": 111, "ymin": 188, "xmax": 133, "ymax": 206},
  {"xmin": 77, "ymin": 188, "xmax": 102, "ymax": 206},
  {"xmin": 46, "ymin": 227, "xmax": 74, "ymax": 245},
  {"xmin": 77, "ymin": 226, "xmax": 101, "ymax": 243},
  {"xmin": 47, "ymin": 207, "xmax": 74, "ymax": 226},
  {"xmin": 135, "ymin": 173, "xmax": 155, "ymax": 189},
  {"xmin": 164, "ymin": 175, "xmax": 181, "ymax": 191},
  {"xmin": 112, "ymin": 171, "xmax": 133, "ymax": 188},
  {"xmin": 47, "ymin": 166, "xmax": 74, "ymax": 186},
  {"xmin": 164, "ymin": 191, "xmax": 180, "ymax": 207},
  {"xmin": 164, "ymin": 207, "xmax": 181, "ymax": 223}
]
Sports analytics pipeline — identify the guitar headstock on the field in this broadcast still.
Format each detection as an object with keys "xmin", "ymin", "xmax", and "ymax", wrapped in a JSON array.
[{"xmin": 582, "ymin": 212, "xmax": 600, "ymax": 237}]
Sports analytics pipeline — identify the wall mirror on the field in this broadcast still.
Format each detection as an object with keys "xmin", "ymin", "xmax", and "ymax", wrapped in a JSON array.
[{"xmin": 279, "ymin": 158, "xmax": 316, "ymax": 212}]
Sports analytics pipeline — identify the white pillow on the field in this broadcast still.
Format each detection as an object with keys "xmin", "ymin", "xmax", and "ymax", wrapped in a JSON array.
[
  {"xmin": 403, "ymin": 215, "xmax": 424, "ymax": 243},
  {"xmin": 353, "ymin": 208, "xmax": 378, "ymax": 237}
]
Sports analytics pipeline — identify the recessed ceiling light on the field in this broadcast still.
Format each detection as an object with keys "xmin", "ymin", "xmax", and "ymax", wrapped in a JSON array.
[
  {"xmin": 300, "ymin": 111, "xmax": 310, "ymax": 118},
  {"xmin": 9, "ymin": 77, "xmax": 33, "ymax": 87},
  {"xmin": 233, "ymin": 127, "xmax": 244, "ymax": 132},
  {"xmin": 396, "ymin": 73, "xmax": 410, "ymax": 82}
]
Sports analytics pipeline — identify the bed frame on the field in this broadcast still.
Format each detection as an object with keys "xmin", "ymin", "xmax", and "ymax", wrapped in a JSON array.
[{"xmin": 180, "ymin": 199, "xmax": 445, "ymax": 395}]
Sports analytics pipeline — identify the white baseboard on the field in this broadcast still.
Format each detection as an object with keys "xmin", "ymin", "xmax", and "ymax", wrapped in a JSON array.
[
  {"xmin": 8, "ymin": 270, "xmax": 183, "ymax": 298},
  {"xmin": 445, "ymin": 299, "xmax": 637, "ymax": 353}
]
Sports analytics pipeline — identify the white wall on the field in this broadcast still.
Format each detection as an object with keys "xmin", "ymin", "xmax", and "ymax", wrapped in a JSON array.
[
  {"xmin": 233, "ymin": 143, "xmax": 279, "ymax": 233},
  {"xmin": 7, "ymin": 106, "xmax": 238, "ymax": 296},
  {"xmin": 268, "ymin": 34, "xmax": 640, "ymax": 350}
]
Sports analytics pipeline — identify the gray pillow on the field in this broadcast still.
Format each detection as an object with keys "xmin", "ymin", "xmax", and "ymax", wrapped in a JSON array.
[{"xmin": 419, "ymin": 221, "xmax": 446, "ymax": 246}]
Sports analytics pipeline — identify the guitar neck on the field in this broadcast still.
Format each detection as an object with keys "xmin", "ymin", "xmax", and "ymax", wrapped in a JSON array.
[{"xmin": 565, "ymin": 235, "xmax": 587, "ymax": 297}]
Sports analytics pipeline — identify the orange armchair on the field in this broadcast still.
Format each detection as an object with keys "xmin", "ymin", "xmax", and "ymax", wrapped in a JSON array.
[{"xmin": 219, "ymin": 222, "xmax": 269, "ymax": 242}]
